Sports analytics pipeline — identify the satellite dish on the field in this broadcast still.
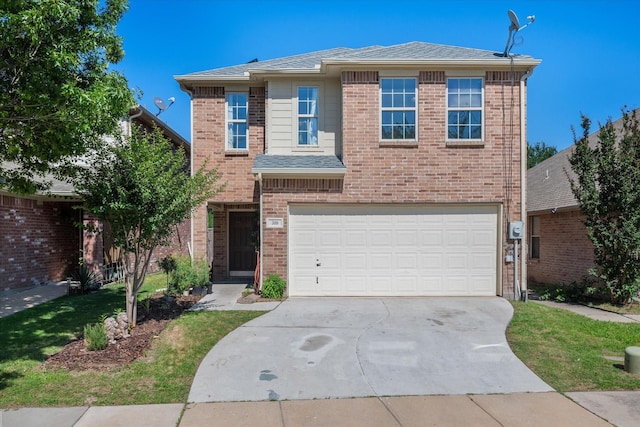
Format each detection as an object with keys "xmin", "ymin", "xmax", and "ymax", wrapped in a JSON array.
[
  {"xmin": 508, "ymin": 10, "xmax": 520, "ymax": 31},
  {"xmin": 153, "ymin": 97, "xmax": 167, "ymax": 112},
  {"xmin": 502, "ymin": 9, "xmax": 535, "ymax": 57}
]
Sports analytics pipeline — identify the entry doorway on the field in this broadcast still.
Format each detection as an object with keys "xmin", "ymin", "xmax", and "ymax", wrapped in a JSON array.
[{"xmin": 229, "ymin": 211, "xmax": 258, "ymax": 276}]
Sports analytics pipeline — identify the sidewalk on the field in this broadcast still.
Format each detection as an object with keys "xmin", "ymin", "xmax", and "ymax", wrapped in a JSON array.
[
  {"xmin": 1, "ymin": 284, "xmax": 640, "ymax": 426},
  {"xmin": 1, "ymin": 392, "xmax": 619, "ymax": 427},
  {"xmin": 0, "ymin": 281, "xmax": 68, "ymax": 319}
]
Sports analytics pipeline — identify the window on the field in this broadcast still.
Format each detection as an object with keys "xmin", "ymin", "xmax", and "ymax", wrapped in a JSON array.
[
  {"xmin": 380, "ymin": 78, "xmax": 416, "ymax": 140},
  {"xmin": 226, "ymin": 93, "xmax": 248, "ymax": 150},
  {"xmin": 447, "ymin": 78, "xmax": 483, "ymax": 140},
  {"xmin": 530, "ymin": 216, "xmax": 540, "ymax": 259},
  {"xmin": 298, "ymin": 87, "xmax": 318, "ymax": 146}
]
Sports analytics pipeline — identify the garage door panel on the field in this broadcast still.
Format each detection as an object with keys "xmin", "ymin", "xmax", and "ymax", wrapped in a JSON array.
[
  {"xmin": 344, "ymin": 276, "xmax": 367, "ymax": 294},
  {"xmin": 345, "ymin": 230, "xmax": 367, "ymax": 247},
  {"xmin": 421, "ymin": 230, "xmax": 444, "ymax": 246},
  {"xmin": 370, "ymin": 276, "xmax": 393, "ymax": 293},
  {"xmin": 289, "ymin": 204, "xmax": 498, "ymax": 297},
  {"xmin": 397, "ymin": 253, "xmax": 418, "ymax": 269},
  {"xmin": 370, "ymin": 230, "xmax": 392, "ymax": 247},
  {"xmin": 421, "ymin": 276, "xmax": 444, "ymax": 293},
  {"xmin": 344, "ymin": 253, "xmax": 367, "ymax": 270},
  {"xmin": 370, "ymin": 253, "xmax": 392, "ymax": 270},
  {"xmin": 422, "ymin": 253, "xmax": 443, "ymax": 269},
  {"xmin": 292, "ymin": 230, "xmax": 316, "ymax": 249},
  {"xmin": 396, "ymin": 230, "xmax": 418, "ymax": 246},
  {"xmin": 319, "ymin": 230, "xmax": 342, "ymax": 247}
]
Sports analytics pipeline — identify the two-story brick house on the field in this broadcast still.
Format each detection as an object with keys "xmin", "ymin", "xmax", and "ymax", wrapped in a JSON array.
[{"xmin": 176, "ymin": 42, "xmax": 541, "ymax": 298}]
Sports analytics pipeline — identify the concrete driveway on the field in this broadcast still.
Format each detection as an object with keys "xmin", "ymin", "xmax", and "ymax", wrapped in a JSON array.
[{"xmin": 188, "ymin": 297, "xmax": 552, "ymax": 403}]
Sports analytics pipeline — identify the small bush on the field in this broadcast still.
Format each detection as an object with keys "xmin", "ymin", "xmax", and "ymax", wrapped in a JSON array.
[
  {"xmin": 261, "ymin": 274, "xmax": 286, "ymax": 299},
  {"xmin": 84, "ymin": 322, "xmax": 107, "ymax": 351},
  {"xmin": 75, "ymin": 264, "xmax": 98, "ymax": 293},
  {"xmin": 169, "ymin": 255, "xmax": 210, "ymax": 295}
]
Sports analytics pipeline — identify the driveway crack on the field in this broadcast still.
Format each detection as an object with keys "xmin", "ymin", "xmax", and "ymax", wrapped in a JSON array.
[{"xmin": 354, "ymin": 298, "xmax": 391, "ymax": 396}]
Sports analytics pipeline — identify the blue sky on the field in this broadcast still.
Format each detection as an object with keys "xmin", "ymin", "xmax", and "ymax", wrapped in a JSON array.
[{"xmin": 115, "ymin": 0, "xmax": 640, "ymax": 151}]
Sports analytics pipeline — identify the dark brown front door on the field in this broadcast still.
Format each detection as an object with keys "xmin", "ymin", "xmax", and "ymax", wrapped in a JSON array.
[{"xmin": 229, "ymin": 211, "xmax": 257, "ymax": 275}]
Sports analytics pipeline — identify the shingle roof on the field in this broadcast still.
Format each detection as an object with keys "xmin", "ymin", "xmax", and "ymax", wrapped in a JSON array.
[
  {"xmin": 177, "ymin": 41, "xmax": 539, "ymax": 79},
  {"xmin": 252, "ymin": 155, "xmax": 346, "ymax": 174},
  {"xmin": 527, "ymin": 111, "xmax": 634, "ymax": 213}
]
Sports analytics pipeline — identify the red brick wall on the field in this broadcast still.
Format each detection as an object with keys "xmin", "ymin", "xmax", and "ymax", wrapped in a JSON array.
[
  {"xmin": 527, "ymin": 210, "xmax": 595, "ymax": 285},
  {"xmin": 259, "ymin": 71, "xmax": 524, "ymax": 296},
  {"xmin": 0, "ymin": 195, "xmax": 81, "ymax": 292},
  {"xmin": 191, "ymin": 86, "xmax": 264, "ymax": 260}
]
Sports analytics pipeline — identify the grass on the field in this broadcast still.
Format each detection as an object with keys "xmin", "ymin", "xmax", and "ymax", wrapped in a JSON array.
[
  {"xmin": 0, "ymin": 274, "xmax": 266, "ymax": 408},
  {"xmin": 507, "ymin": 301, "xmax": 640, "ymax": 392}
]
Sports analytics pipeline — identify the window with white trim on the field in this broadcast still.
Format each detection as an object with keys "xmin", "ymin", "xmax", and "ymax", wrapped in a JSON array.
[
  {"xmin": 226, "ymin": 92, "xmax": 248, "ymax": 150},
  {"xmin": 298, "ymin": 86, "xmax": 318, "ymax": 146},
  {"xmin": 530, "ymin": 216, "xmax": 540, "ymax": 259},
  {"xmin": 380, "ymin": 78, "xmax": 416, "ymax": 140},
  {"xmin": 447, "ymin": 78, "xmax": 483, "ymax": 140}
]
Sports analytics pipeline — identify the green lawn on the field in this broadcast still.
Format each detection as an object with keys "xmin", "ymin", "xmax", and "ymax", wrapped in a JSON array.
[
  {"xmin": 507, "ymin": 301, "xmax": 640, "ymax": 392},
  {"xmin": 0, "ymin": 275, "xmax": 265, "ymax": 408}
]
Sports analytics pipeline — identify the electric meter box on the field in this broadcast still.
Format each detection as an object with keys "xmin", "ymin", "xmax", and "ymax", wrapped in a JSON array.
[{"xmin": 508, "ymin": 221, "xmax": 524, "ymax": 240}]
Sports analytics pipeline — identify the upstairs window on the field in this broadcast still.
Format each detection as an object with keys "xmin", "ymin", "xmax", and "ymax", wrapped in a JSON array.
[
  {"xmin": 380, "ymin": 78, "xmax": 416, "ymax": 140},
  {"xmin": 447, "ymin": 78, "xmax": 483, "ymax": 140},
  {"xmin": 298, "ymin": 86, "xmax": 319, "ymax": 146},
  {"xmin": 226, "ymin": 92, "xmax": 248, "ymax": 150}
]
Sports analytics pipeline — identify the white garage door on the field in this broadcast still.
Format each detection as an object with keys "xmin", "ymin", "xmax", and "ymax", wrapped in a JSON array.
[{"xmin": 288, "ymin": 204, "xmax": 499, "ymax": 296}]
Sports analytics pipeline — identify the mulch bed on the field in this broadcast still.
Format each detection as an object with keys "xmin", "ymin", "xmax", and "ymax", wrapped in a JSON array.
[{"xmin": 43, "ymin": 294, "xmax": 201, "ymax": 371}]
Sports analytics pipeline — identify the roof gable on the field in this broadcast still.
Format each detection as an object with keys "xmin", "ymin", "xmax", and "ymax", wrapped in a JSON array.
[{"xmin": 527, "ymin": 110, "xmax": 636, "ymax": 213}]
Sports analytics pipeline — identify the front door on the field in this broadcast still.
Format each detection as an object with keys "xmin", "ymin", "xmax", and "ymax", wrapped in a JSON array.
[{"xmin": 229, "ymin": 211, "xmax": 257, "ymax": 276}]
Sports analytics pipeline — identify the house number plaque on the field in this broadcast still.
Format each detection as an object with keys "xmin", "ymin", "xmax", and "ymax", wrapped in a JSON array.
[{"xmin": 266, "ymin": 218, "xmax": 284, "ymax": 228}]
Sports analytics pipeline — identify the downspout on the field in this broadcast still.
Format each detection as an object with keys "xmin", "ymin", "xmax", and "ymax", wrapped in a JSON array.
[
  {"xmin": 181, "ymin": 85, "xmax": 196, "ymax": 262},
  {"xmin": 520, "ymin": 68, "xmax": 534, "ymax": 301},
  {"xmin": 128, "ymin": 107, "xmax": 143, "ymax": 137},
  {"xmin": 258, "ymin": 172, "xmax": 264, "ymax": 290}
]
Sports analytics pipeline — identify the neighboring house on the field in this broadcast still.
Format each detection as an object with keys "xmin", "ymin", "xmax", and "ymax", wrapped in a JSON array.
[
  {"xmin": 527, "ymin": 111, "xmax": 634, "ymax": 286},
  {"xmin": 176, "ymin": 41, "xmax": 541, "ymax": 298},
  {"xmin": 0, "ymin": 106, "xmax": 190, "ymax": 293}
]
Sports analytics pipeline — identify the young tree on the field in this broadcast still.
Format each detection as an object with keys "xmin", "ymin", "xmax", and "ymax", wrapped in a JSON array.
[
  {"xmin": 527, "ymin": 141, "xmax": 557, "ymax": 169},
  {"xmin": 0, "ymin": 0, "xmax": 134, "ymax": 194},
  {"xmin": 75, "ymin": 125, "xmax": 222, "ymax": 326},
  {"xmin": 568, "ymin": 109, "xmax": 640, "ymax": 303}
]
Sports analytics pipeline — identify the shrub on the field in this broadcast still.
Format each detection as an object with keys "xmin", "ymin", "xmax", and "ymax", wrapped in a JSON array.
[
  {"xmin": 169, "ymin": 255, "xmax": 210, "ymax": 295},
  {"xmin": 75, "ymin": 264, "xmax": 98, "ymax": 293},
  {"xmin": 84, "ymin": 322, "xmax": 108, "ymax": 351},
  {"xmin": 261, "ymin": 274, "xmax": 286, "ymax": 299}
]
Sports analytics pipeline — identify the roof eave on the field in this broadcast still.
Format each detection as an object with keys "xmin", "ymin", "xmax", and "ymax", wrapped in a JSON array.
[{"xmin": 175, "ymin": 57, "xmax": 542, "ymax": 88}]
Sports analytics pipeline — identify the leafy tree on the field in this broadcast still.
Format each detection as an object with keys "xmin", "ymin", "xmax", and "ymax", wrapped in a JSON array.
[
  {"xmin": 527, "ymin": 141, "xmax": 557, "ymax": 169},
  {"xmin": 75, "ymin": 125, "xmax": 223, "ymax": 326},
  {"xmin": 0, "ymin": 0, "xmax": 134, "ymax": 194},
  {"xmin": 568, "ymin": 109, "xmax": 640, "ymax": 304}
]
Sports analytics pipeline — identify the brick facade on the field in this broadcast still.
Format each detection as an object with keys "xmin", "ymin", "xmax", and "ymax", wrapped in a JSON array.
[
  {"xmin": 191, "ymin": 70, "xmax": 526, "ymax": 296},
  {"xmin": 527, "ymin": 209, "xmax": 595, "ymax": 285},
  {"xmin": 0, "ymin": 195, "xmax": 81, "ymax": 291},
  {"xmin": 191, "ymin": 86, "xmax": 264, "ymax": 272}
]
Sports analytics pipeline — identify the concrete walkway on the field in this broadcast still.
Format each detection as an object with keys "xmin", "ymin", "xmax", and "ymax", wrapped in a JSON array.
[
  {"xmin": 2, "ymin": 283, "xmax": 640, "ymax": 426},
  {"xmin": 532, "ymin": 300, "xmax": 640, "ymax": 323},
  {"xmin": 0, "ymin": 280, "xmax": 68, "ymax": 318}
]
